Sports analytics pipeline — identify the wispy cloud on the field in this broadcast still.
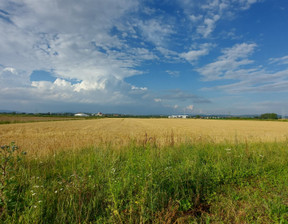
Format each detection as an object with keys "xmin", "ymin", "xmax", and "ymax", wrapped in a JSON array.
[
  {"xmin": 138, "ymin": 19, "xmax": 174, "ymax": 47},
  {"xmin": 269, "ymin": 55, "xmax": 288, "ymax": 65},
  {"xmin": 197, "ymin": 15, "xmax": 220, "ymax": 38},
  {"xmin": 157, "ymin": 89, "xmax": 211, "ymax": 103},
  {"xmin": 180, "ymin": 43, "xmax": 213, "ymax": 63},
  {"xmin": 199, "ymin": 44, "xmax": 288, "ymax": 94},
  {"xmin": 166, "ymin": 70, "xmax": 180, "ymax": 78},
  {"xmin": 179, "ymin": 0, "xmax": 262, "ymax": 38},
  {"xmin": 197, "ymin": 43, "xmax": 257, "ymax": 81}
]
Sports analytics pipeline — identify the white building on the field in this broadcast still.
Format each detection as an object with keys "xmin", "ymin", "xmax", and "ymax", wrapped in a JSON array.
[
  {"xmin": 74, "ymin": 113, "xmax": 89, "ymax": 117},
  {"xmin": 168, "ymin": 115, "xmax": 188, "ymax": 119}
]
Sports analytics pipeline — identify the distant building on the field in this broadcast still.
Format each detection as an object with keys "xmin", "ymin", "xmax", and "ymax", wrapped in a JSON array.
[
  {"xmin": 168, "ymin": 115, "xmax": 188, "ymax": 119},
  {"xmin": 74, "ymin": 113, "xmax": 89, "ymax": 117}
]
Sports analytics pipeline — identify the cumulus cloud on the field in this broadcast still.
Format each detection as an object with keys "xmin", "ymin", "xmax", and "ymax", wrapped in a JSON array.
[
  {"xmin": 0, "ymin": 0, "xmax": 161, "ymax": 110},
  {"xmin": 24, "ymin": 75, "xmax": 149, "ymax": 105}
]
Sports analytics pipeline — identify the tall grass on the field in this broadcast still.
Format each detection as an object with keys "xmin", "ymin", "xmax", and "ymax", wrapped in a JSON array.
[{"xmin": 1, "ymin": 141, "xmax": 288, "ymax": 223}]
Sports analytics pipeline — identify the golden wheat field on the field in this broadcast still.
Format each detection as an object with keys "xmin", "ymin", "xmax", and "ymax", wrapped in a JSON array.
[{"xmin": 1, "ymin": 118, "xmax": 288, "ymax": 157}]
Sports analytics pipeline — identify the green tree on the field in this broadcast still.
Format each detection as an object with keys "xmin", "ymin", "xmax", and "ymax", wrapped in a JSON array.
[{"xmin": 260, "ymin": 113, "xmax": 278, "ymax": 119}]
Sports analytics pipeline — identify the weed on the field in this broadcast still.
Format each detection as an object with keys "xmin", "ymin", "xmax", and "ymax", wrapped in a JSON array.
[{"xmin": 0, "ymin": 142, "xmax": 26, "ymax": 218}]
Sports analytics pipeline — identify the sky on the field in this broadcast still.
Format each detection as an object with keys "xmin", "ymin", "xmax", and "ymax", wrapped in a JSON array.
[{"xmin": 0, "ymin": 0, "xmax": 288, "ymax": 115}]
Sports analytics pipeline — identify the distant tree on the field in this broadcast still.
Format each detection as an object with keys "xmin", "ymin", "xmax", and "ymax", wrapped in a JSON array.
[{"xmin": 260, "ymin": 113, "xmax": 278, "ymax": 119}]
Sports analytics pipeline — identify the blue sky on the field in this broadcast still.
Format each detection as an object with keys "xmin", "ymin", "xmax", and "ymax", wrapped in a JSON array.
[{"xmin": 0, "ymin": 0, "xmax": 288, "ymax": 115}]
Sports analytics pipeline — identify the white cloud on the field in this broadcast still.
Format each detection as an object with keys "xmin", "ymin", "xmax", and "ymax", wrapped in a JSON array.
[
  {"xmin": 0, "ymin": 67, "xmax": 31, "ymax": 88},
  {"xmin": 129, "ymin": 48, "xmax": 158, "ymax": 61},
  {"xmin": 199, "ymin": 44, "xmax": 288, "ymax": 94},
  {"xmin": 180, "ymin": 49, "xmax": 209, "ymax": 62},
  {"xmin": 138, "ymin": 19, "xmax": 174, "ymax": 46},
  {"xmin": 156, "ymin": 47, "xmax": 179, "ymax": 60},
  {"xmin": 180, "ymin": 43, "xmax": 213, "ymax": 63},
  {"xmin": 6, "ymin": 0, "xmax": 138, "ymax": 35},
  {"xmin": 179, "ymin": 0, "xmax": 262, "ymax": 38},
  {"xmin": 0, "ymin": 0, "xmax": 163, "ymax": 110},
  {"xmin": 186, "ymin": 105, "xmax": 194, "ymax": 111},
  {"xmin": 166, "ymin": 70, "xmax": 180, "ymax": 77},
  {"xmin": 221, "ymin": 42, "xmax": 257, "ymax": 59},
  {"xmin": 27, "ymin": 76, "xmax": 148, "ymax": 104},
  {"xmin": 239, "ymin": 0, "xmax": 261, "ymax": 10},
  {"xmin": 269, "ymin": 55, "xmax": 288, "ymax": 65},
  {"xmin": 131, "ymin": 86, "xmax": 148, "ymax": 91},
  {"xmin": 3, "ymin": 67, "xmax": 16, "ymax": 73},
  {"xmin": 157, "ymin": 89, "xmax": 211, "ymax": 103},
  {"xmin": 208, "ymin": 69, "xmax": 288, "ymax": 93},
  {"xmin": 197, "ymin": 43, "xmax": 257, "ymax": 80},
  {"xmin": 197, "ymin": 15, "xmax": 220, "ymax": 38},
  {"xmin": 0, "ymin": 0, "xmax": 277, "ymax": 114},
  {"xmin": 189, "ymin": 15, "xmax": 203, "ymax": 23}
]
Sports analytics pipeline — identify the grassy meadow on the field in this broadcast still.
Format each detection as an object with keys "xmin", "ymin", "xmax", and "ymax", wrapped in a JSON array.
[{"xmin": 1, "ymin": 118, "xmax": 288, "ymax": 223}]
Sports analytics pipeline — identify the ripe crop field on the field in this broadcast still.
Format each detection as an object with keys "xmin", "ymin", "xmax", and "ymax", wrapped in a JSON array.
[
  {"xmin": 1, "ymin": 118, "xmax": 288, "ymax": 223},
  {"xmin": 1, "ymin": 118, "xmax": 288, "ymax": 156}
]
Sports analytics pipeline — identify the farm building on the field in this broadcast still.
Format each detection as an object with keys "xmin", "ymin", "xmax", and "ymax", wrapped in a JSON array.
[
  {"xmin": 168, "ymin": 115, "xmax": 188, "ymax": 119},
  {"xmin": 74, "ymin": 113, "xmax": 89, "ymax": 117}
]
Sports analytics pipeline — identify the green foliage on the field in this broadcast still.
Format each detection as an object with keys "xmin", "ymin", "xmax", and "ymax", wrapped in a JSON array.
[
  {"xmin": 260, "ymin": 113, "xmax": 278, "ymax": 119},
  {"xmin": 1, "ymin": 141, "xmax": 288, "ymax": 223},
  {"xmin": 0, "ymin": 142, "xmax": 26, "ymax": 218}
]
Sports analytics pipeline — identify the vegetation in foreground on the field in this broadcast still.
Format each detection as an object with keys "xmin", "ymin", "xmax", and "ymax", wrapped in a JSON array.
[{"xmin": 1, "ymin": 141, "xmax": 288, "ymax": 223}]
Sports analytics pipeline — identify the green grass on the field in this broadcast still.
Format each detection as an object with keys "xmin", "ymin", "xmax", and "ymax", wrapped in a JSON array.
[{"xmin": 1, "ymin": 141, "xmax": 288, "ymax": 223}]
